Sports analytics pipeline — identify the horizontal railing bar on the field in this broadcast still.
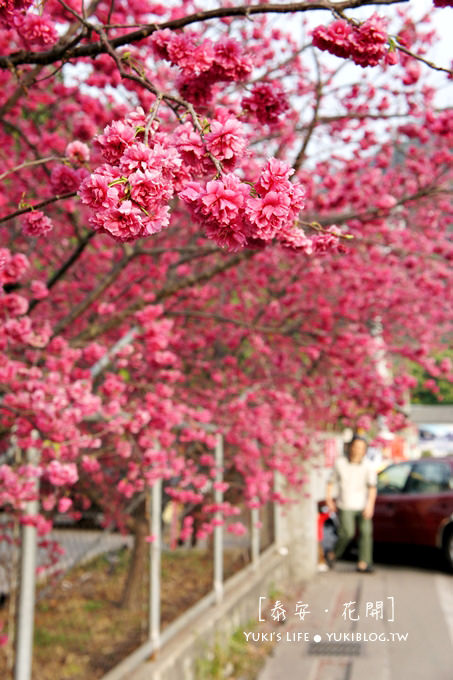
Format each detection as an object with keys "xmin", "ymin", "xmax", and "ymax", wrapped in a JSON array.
[{"xmin": 160, "ymin": 590, "xmax": 217, "ymax": 645}]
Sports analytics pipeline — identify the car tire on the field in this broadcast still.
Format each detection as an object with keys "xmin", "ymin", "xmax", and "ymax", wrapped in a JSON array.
[{"xmin": 443, "ymin": 528, "xmax": 453, "ymax": 572}]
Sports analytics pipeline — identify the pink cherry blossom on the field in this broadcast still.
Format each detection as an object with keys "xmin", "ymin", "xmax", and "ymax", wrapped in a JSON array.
[
  {"xmin": 1, "ymin": 252, "xmax": 29, "ymax": 282},
  {"xmin": 205, "ymin": 118, "xmax": 247, "ymax": 166},
  {"xmin": 256, "ymin": 158, "xmax": 294, "ymax": 193},
  {"xmin": 79, "ymin": 168, "xmax": 121, "ymax": 209},
  {"xmin": 312, "ymin": 15, "xmax": 389, "ymax": 68},
  {"xmin": 22, "ymin": 211, "xmax": 53, "ymax": 237},
  {"xmin": 95, "ymin": 120, "xmax": 137, "ymax": 165},
  {"xmin": 312, "ymin": 20, "xmax": 353, "ymax": 59},
  {"xmin": 17, "ymin": 13, "xmax": 58, "ymax": 49},
  {"xmin": 0, "ymin": 0, "xmax": 32, "ymax": 27},
  {"xmin": 245, "ymin": 191, "xmax": 292, "ymax": 239},
  {"xmin": 242, "ymin": 82, "xmax": 290, "ymax": 125},
  {"xmin": 50, "ymin": 164, "xmax": 83, "ymax": 194},
  {"xmin": 46, "ymin": 461, "xmax": 78, "ymax": 487},
  {"xmin": 58, "ymin": 497, "xmax": 72, "ymax": 513},
  {"xmin": 227, "ymin": 522, "xmax": 247, "ymax": 536},
  {"xmin": 66, "ymin": 141, "xmax": 90, "ymax": 164},
  {"xmin": 201, "ymin": 175, "xmax": 250, "ymax": 224}
]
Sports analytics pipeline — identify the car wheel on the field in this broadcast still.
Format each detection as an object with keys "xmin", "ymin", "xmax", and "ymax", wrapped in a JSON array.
[{"xmin": 443, "ymin": 528, "xmax": 453, "ymax": 572}]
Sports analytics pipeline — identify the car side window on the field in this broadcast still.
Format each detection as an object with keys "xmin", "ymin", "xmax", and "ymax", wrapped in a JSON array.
[
  {"xmin": 377, "ymin": 463, "xmax": 412, "ymax": 494},
  {"xmin": 405, "ymin": 461, "xmax": 451, "ymax": 494}
]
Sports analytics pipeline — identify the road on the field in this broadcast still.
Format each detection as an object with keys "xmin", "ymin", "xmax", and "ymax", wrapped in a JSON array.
[
  {"xmin": 256, "ymin": 549, "xmax": 453, "ymax": 680},
  {"xmin": 0, "ymin": 525, "xmax": 249, "ymax": 593},
  {"xmin": 0, "ymin": 529, "xmax": 133, "ymax": 593}
]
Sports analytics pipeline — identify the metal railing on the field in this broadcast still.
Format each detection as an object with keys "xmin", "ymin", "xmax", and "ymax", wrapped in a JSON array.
[{"xmin": 7, "ymin": 432, "xmax": 282, "ymax": 680}]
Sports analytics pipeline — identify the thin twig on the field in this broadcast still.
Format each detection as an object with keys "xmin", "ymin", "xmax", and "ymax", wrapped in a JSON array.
[
  {"xmin": 0, "ymin": 192, "xmax": 77, "ymax": 225},
  {"xmin": 395, "ymin": 41, "xmax": 453, "ymax": 76},
  {"xmin": 293, "ymin": 52, "xmax": 322, "ymax": 172},
  {"xmin": 0, "ymin": 156, "xmax": 63, "ymax": 182},
  {"xmin": 144, "ymin": 94, "xmax": 163, "ymax": 146}
]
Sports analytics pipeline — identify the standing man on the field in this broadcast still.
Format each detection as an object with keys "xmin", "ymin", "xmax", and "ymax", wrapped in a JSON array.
[{"xmin": 326, "ymin": 435, "xmax": 377, "ymax": 573}]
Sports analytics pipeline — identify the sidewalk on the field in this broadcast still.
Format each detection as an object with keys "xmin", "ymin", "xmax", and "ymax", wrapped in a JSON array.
[{"xmin": 255, "ymin": 560, "xmax": 453, "ymax": 680}]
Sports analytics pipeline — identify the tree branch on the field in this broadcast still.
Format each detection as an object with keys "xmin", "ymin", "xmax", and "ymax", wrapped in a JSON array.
[
  {"xmin": 293, "ymin": 52, "xmax": 323, "ymax": 172},
  {"xmin": 0, "ymin": 192, "xmax": 77, "ymax": 224},
  {"xmin": 395, "ymin": 41, "xmax": 453, "ymax": 76},
  {"xmin": 306, "ymin": 184, "xmax": 451, "ymax": 227},
  {"xmin": 0, "ymin": 0, "xmax": 408, "ymax": 69},
  {"xmin": 0, "ymin": 156, "xmax": 63, "ymax": 182},
  {"xmin": 71, "ymin": 249, "xmax": 258, "ymax": 345},
  {"xmin": 28, "ymin": 232, "xmax": 96, "ymax": 312},
  {"xmin": 51, "ymin": 249, "xmax": 133, "ymax": 337}
]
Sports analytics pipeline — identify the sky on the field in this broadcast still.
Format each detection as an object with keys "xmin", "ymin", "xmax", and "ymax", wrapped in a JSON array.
[
  {"xmin": 64, "ymin": 0, "xmax": 453, "ymax": 116},
  {"xmin": 279, "ymin": 0, "xmax": 453, "ymax": 104}
]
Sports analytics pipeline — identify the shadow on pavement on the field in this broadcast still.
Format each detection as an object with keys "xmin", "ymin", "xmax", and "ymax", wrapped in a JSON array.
[{"xmin": 342, "ymin": 542, "xmax": 450, "ymax": 573}]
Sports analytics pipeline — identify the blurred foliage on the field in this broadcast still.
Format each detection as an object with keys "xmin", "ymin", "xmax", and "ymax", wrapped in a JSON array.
[{"xmin": 409, "ymin": 348, "xmax": 453, "ymax": 405}]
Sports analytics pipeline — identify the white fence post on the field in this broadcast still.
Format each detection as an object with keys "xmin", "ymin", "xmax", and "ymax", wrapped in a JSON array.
[
  {"xmin": 14, "ymin": 431, "xmax": 39, "ymax": 680},
  {"xmin": 213, "ymin": 433, "xmax": 223, "ymax": 604},
  {"xmin": 149, "ymin": 478, "xmax": 162, "ymax": 652}
]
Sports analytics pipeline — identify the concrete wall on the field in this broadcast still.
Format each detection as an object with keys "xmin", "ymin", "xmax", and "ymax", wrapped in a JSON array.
[
  {"xmin": 279, "ymin": 478, "xmax": 317, "ymax": 583},
  {"xmin": 130, "ymin": 548, "xmax": 291, "ymax": 680}
]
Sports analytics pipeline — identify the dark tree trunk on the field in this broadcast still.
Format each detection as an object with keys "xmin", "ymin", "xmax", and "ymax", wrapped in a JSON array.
[{"xmin": 120, "ymin": 501, "xmax": 148, "ymax": 611}]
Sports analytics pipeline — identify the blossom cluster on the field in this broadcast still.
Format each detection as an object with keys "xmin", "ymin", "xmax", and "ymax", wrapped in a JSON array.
[
  {"xmin": 16, "ymin": 13, "xmax": 58, "ymax": 49},
  {"xmin": 242, "ymin": 82, "xmax": 290, "ymax": 126},
  {"xmin": 80, "ymin": 108, "xmax": 252, "ymax": 243},
  {"xmin": 0, "ymin": 247, "xmax": 29, "ymax": 284},
  {"xmin": 0, "ymin": 463, "xmax": 41, "ymax": 508},
  {"xmin": 66, "ymin": 141, "xmax": 90, "ymax": 164},
  {"xmin": 0, "ymin": 292, "xmax": 28, "ymax": 317},
  {"xmin": 174, "ymin": 121, "xmax": 212, "ymax": 175},
  {"xmin": 151, "ymin": 30, "xmax": 252, "ymax": 82},
  {"xmin": 51, "ymin": 164, "xmax": 88, "ymax": 194},
  {"xmin": 0, "ymin": 0, "xmax": 32, "ymax": 27},
  {"xmin": 0, "ymin": 248, "xmax": 50, "ymax": 348},
  {"xmin": 21, "ymin": 210, "xmax": 54, "ymax": 237},
  {"xmin": 79, "ymin": 112, "xmax": 185, "ymax": 242},
  {"xmin": 151, "ymin": 30, "xmax": 253, "ymax": 107},
  {"xmin": 312, "ymin": 16, "xmax": 390, "ymax": 67},
  {"xmin": 0, "ymin": 0, "xmax": 452, "ymax": 584},
  {"xmin": 173, "ymin": 108, "xmax": 247, "ymax": 174},
  {"xmin": 277, "ymin": 225, "xmax": 348, "ymax": 255},
  {"xmin": 204, "ymin": 116, "xmax": 247, "ymax": 170},
  {"xmin": 20, "ymin": 513, "xmax": 53, "ymax": 536},
  {"xmin": 179, "ymin": 158, "xmax": 305, "ymax": 251}
]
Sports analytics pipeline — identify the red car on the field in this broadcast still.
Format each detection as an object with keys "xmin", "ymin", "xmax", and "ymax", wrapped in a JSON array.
[{"xmin": 373, "ymin": 456, "xmax": 453, "ymax": 570}]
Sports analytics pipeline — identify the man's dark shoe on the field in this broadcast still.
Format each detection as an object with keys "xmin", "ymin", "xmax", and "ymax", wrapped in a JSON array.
[
  {"xmin": 356, "ymin": 564, "xmax": 374, "ymax": 573},
  {"xmin": 326, "ymin": 551, "xmax": 336, "ymax": 569}
]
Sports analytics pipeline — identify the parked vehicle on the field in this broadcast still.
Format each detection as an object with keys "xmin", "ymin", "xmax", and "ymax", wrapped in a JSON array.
[{"xmin": 373, "ymin": 456, "xmax": 453, "ymax": 570}]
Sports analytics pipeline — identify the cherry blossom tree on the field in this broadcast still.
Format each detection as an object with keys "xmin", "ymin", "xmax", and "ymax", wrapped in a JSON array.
[{"xmin": 0, "ymin": 0, "xmax": 452, "ymax": 611}]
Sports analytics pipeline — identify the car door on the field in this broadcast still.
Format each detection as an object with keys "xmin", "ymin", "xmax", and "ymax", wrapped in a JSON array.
[
  {"xmin": 374, "ymin": 461, "xmax": 413, "ymax": 543},
  {"xmin": 401, "ymin": 459, "xmax": 453, "ymax": 547}
]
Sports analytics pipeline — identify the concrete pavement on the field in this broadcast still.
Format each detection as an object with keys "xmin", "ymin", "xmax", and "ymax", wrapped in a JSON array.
[{"xmin": 254, "ymin": 559, "xmax": 453, "ymax": 680}]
